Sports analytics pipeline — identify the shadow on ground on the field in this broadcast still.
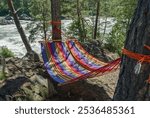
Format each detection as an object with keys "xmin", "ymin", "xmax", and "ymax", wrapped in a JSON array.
[
  {"xmin": 0, "ymin": 78, "xmax": 111, "ymax": 101},
  {"xmin": 0, "ymin": 77, "xmax": 29, "ymax": 100},
  {"xmin": 47, "ymin": 80, "xmax": 111, "ymax": 101}
]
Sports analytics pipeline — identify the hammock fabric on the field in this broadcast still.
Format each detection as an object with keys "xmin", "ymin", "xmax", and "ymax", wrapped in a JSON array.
[{"xmin": 41, "ymin": 39, "xmax": 121, "ymax": 84}]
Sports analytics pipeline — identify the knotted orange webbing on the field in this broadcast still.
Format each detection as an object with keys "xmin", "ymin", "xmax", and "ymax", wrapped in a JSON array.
[
  {"xmin": 122, "ymin": 45, "xmax": 150, "ymax": 83},
  {"xmin": 122, "ymin": 46, "xmax": 150, "ymax": 63},
  {"xmin": 146, "ymin": 75, "xmax": 150, "ymax": 84},
  {"xmin": 144, "ymin": 45, "xmax": 150, "ymax": 51},
  {"xmin": 49, "ymin": 21, "xmax": 61, "ymax": 25}
]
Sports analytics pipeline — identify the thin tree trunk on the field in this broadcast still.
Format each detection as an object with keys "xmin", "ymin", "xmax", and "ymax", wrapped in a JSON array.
[
  {"xmin": 7, "ymin": 0, "xmax": 39, "ymax": 61},
  {"xmin": 51, "ymin": 0, "xmax": 61, "ymax": 40},
  {"xmin": 42, "ymin": 11, "xmax": 47, "ymax": 40},
  {"xmin": 1, "ymin": 56, "xmax": 5, "ymax": 75},
  {"xmin": 76, "ymin": 0, "xmax": 83, "ymax": 40},
  {"xmin": 7, "ymin": 0, "xmax": 32, "ymax": 52},
  {"xmin": 94, "ymin": 0, "xmax": 100, "ymax": 39},
  {"xmin": 103, "ymin": 17, "xmax": 107, "ymax": 36},
  {"xmin": 80, "ymin": 14, "xmax": 86, "ymax": 41},
  {"xmin": 113, "ymin": 0, "xmax": 150, "ymax": 100}
]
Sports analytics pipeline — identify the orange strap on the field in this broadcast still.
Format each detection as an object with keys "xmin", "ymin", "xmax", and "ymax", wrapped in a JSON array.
[
  {"xmin": 144, "ymin": 45, "xmax": 150, "ymax": 51},
  {"xmin": 122, "ymin": 45, "xmax": 150, "ymax": 84},
  {"xmin": 122, "ymin": 46, "xmax": 150, "ymax": 63},
  {"xmin": 49, "ymin": 21, "xmax": 61, "ymax": 25},
  {"xmin": 146, "ymin": 75, "xmax": 150, "ymax": 84}
]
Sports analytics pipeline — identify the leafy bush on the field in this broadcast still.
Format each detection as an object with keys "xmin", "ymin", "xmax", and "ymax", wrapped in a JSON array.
[
  {"xmin": 104, "ymin": 22, "xmax": 125, "ymax": 55},
  {"xmin": 0, "ymin": 47, "xmax": 14, "ymax": 58},
  {"xmin": 0, "ymin": 72, "xmax": 5, "ymax": 80}
]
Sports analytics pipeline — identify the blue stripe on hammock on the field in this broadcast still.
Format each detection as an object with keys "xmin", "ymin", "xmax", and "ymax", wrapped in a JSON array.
[
  {"xmin": 41, "ymin": 43, "xmax": 65, "ymax": 83},
  {"xmin": 49, "ymin": 42, "xmax": 77, "ymax": 78},
  {"xmin": 69, "ymin": 40, "xmax": 101, "ymax": 68},
  {"xmin": 60, "ymin": 42, "xmax": 89, "ymax": 74}
]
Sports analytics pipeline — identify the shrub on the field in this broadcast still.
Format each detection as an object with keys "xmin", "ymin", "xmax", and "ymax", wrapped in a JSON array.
[
  {"xmin": 105, "ymin": 22, "xmax": 125, "ymax": 56},
  {"xmin": 0, "ymin": 72, "xmax": 5, "ymax": 80},
  {"xmin": 0, "ymin": 47, "xmax": 14, "ymax": 58}
]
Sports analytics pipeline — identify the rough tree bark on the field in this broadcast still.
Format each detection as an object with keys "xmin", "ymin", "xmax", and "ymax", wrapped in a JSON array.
[
  {"xmin": 0, "ymin": 56, "xmax": 5, "ymax": 75},
  {"xmin": 94, "ymin": 0, "xmax": 100, "ymax": 39},
  {"xmin": 51, "ymin": 0, "xmax": 61, "ymax": 40},
  {"xmin": 113, "ymin": 0, "xmax": 150, "ymax": 100},
  {"xmin": 7, "ymin": 0, "xmax": 40, "ymax": 61},
  {"xmin": 47, "ymin": 0, "xmax": 62, "ymax": 96}
]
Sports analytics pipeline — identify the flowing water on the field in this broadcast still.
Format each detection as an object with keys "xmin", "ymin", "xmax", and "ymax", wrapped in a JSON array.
[
  {"xmin": 0, "ymin": 20, "xmax": 40, "ymax": 57},
  {"xmin": 0, "ymin": 18, "xmax": 115, "ymax": 58}
]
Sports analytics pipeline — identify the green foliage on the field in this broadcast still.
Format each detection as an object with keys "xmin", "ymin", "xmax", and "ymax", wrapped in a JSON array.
[
  {"xmin": 68, "ymin": 19, "xmax": 93, "ymax": 42},
  {"xmin": 105, "ymin": 23, "xmax": 125, "ymax": 55},
  {"xmin": 105, "ymin": 0, "xmax": 137, "ymax": 55},
  {"xmin": 29, "ymin": 0, "xmax": 50, "ymax": 20},
  {"xmin": 0, "ymin": 0, "xmax": 8, "ymax": 16},
  {"xmin": 61, "ymin": 0, "xmax": 76, "ymax": 19},
  {"xmin": 0, "ymin": 47, "xmax": 14, "ymax": 58},
  {"xmin": 0, "ymin": 72, "xmax": 5, "ymax": 80},
  {"xmin": 0, "ymin": 0, "xmax": 31, "ymax": 16},
  {"xmin": 28, "ymin": 0, "xmax": 51, "ymax": 40}
]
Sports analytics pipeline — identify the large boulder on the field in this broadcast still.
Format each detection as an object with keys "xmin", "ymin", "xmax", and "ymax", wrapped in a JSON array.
[
  {"xmin": 19, "ymin": 14, "xmax": 32, "ymax": 20},
  {"xmin": 81, "ymin": 39, "xmax": 119, "ymax": 62},
  {"xmin": 0, "ymin": 15, "xmax": 14, "ymax": 25}
]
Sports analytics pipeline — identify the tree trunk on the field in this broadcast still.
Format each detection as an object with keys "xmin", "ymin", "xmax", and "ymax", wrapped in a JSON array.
[
  {"xmin": 113, "ymin": 0, "xmax": 150, "ymax": 100},
  {"xmin": 94, "ymin": 0, "xmax": 100, "ymax": 39},
  {"xmin": 76, "ymin": 0, "xmax": 83, "ymax": 40},
  {"xmin": 0, "ymin": 56, "xmax": 5, "ymax": 75},
  {"xmin": 7, "ymin": 0, "xmax": 31, "ymax": 52},
  {"xmin": 7, "ymin": 0, "xmax": 39, "ymax": 61},
  {"xmin": 51, "ymin": 0, "xmax": 61, "ymax": 40}
]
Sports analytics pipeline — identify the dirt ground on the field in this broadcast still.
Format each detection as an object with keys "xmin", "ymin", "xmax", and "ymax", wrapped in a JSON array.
[{"xmin": 48, "ymin": 70, "xmax": 120, "ymax": 101}]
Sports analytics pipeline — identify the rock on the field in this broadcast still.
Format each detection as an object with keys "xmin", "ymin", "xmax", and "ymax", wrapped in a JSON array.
[
  {"xmin": 4, "ymin": 15, "xmax": 13, "ymax": 20},
  {"xmin": 28, "ymin": 74, "xmax": 56, "ymax": 98},
  {"xmin": 19, "ymin": 14, "xmax": 32, "ymax": 20},
  {"xmin": 21, "ymin": 80, "xmax": 49, "ymax": 100},
  {"xmin": 33, "ymin": 93, "xmax": 43, "ymax": 101},
  {"xmin": 0, "ymin": 18, "xmax": 14, "ymax": 25},
  {"xmin": 81, "ymin": 39, "xmax": 118, "ymax": 62},
  {"xmin": 29, "ymin": 74, "xmax": 47, "ymax": 87},
  {"xmin": 25, "ymin": 70, "xmax": 34, "ymax": 77}
]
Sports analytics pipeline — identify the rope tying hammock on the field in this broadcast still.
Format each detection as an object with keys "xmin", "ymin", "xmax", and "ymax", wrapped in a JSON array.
[
  {"xmin": 122, "ymin": 45, "xmax": 150, "ymax": 83},
  {"xmin": 144, "ymin": 45, "xmax": 150, "ymax": 51},
  {"xmin": 122, "ymin": 48, "xmax": 150, "ymax": 63}
]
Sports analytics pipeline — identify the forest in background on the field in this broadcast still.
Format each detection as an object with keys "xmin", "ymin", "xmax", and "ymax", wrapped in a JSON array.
[{"xmin": 0, "ymin": 0, "xmax": 137, "ymax": 55}]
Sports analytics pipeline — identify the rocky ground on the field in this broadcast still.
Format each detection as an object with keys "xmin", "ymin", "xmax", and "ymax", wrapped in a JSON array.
[{"xmin": 0, "ymin": 40, "xmax": 120, "ymax": 101}]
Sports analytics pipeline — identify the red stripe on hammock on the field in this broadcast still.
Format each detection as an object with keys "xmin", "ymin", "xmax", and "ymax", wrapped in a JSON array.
[
  {"xmin": 48, "ymin": 42, "xmax": 72, "ymax": 80},
  {"xmin": 65, "ymin": 58, "xmax": 121, "ymax": 84},
  {"xmin": 66, "ymin": 40, "xmax": 100, "ymax": 71},
  {"xmin": 57, "ymin": 42, "xmax": 84, "ymax": 76}
]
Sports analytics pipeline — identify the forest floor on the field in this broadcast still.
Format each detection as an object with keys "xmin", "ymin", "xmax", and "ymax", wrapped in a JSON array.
[{"xmin": 0, "ymin": 57, "xmax": 119, "ymax": 101}]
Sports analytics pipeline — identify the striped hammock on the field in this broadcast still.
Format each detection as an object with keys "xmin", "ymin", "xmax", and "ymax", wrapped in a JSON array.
[{"xmin": 41, "ymin": 39, "xmax": 121, "ymax": 84}]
